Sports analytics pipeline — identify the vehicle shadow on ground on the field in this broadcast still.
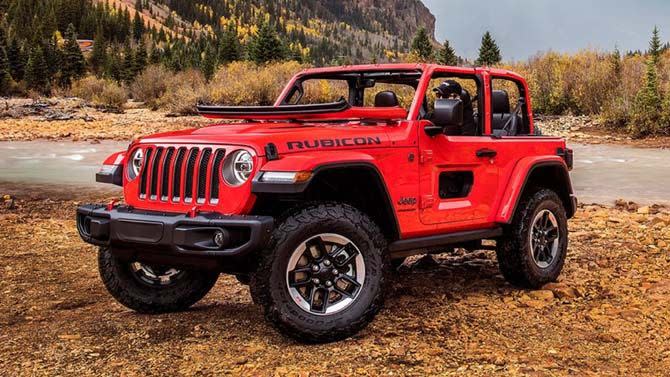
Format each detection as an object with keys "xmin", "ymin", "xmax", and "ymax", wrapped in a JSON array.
[{"xmin": 71, "ymin": 251, "xmax": 508, "ymax": 346}]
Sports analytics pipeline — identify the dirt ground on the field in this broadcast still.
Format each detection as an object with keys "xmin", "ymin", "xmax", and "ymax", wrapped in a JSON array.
[
  {"xmin": 0, "ymin": 98, "xmax": 211, "ymax": 142},
  {"xmin": 1, "ymin": 187, "xmax": 669, "ymax": 376}
]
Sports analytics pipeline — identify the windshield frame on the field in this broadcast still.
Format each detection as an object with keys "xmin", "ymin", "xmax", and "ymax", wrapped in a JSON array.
[{"xmin": 275, "ymin": 69, "xmax": 424, "ymax": 120}]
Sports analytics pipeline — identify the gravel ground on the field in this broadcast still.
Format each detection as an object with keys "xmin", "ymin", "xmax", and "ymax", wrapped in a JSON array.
[
  {"xmin": 1, "ymin": 191, "xmax": 669, "ymax": 376},
  {"xmin": 0, "ymin": 98, "xmax": 211, "ymax": 142}
]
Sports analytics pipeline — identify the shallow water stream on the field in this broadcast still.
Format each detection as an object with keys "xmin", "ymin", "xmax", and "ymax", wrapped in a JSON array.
[{"xmin": 0, "ymin": 141, "xmax": 668, "ymax": 205}]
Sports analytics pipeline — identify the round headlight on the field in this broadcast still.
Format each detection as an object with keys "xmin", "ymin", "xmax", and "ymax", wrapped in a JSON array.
[
  {"xmin": 223, "ymin": 150, "xmax": 254, "ymax": 186},
  {"xmin": 127, "ymin": 148, "xmax": 144, "ymax": 180}
]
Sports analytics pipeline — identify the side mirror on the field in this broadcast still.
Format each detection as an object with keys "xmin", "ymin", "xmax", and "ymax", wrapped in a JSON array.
[{"xmin": 425, "ymin": 98, "xmax": 463, "ymax": 136}]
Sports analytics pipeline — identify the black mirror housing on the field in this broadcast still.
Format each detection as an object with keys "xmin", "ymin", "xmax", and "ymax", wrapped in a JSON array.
[
  {"xmin": 434, "ymin": 98, "xmax": 463, "ymax": 127},
  {"xmin": 425, "ymin": 98, "xmax": 464, "ymax": 136}
]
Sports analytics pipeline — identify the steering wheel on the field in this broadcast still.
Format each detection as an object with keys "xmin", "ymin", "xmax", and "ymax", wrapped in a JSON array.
[{"xmin": 501, "ymin": 98, "xmax": 525, "ymax": 136}]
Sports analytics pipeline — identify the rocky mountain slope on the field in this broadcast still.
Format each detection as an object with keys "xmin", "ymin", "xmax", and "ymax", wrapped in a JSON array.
[{"xmin": 97, "ymin": 0, "xmax": 437, "ymax": 63}]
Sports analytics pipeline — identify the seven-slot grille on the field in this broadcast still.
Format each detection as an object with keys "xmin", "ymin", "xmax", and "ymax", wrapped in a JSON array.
[{"xmin": 138, "ymin": 146, "xmax": 226, "ymax": 204}]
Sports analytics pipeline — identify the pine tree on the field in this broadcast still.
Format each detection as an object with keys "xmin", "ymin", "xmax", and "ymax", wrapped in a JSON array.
[
  {"xmin": 25, "ymin": 46, "xmax": 50, "ymax": 94},
  {"xmin": 60, "ymin": 23, "xmax": 87, "ymax": 87},
  {"xmin": 437, "ymin": 39, "xmax": 458, "ymax": 66},
  {"xmin": 105, "ymin": 45, "xmax": 123, "ymax": 82},
  {"xmin": 411, "ymin": 27, "xmax": 433, "ymax": 61},
  {"xmin": 649, "ymin": 26, "xmax": 662, "ymax": 64},
  {"xmin": 90, "ymin": 31, "xmax": 107, "ymax": 76},
  {"xmin": 631, "ymin": 29, "xmax": 663, "ymax": 136},
  {"xmin": 248, "ymin": 21, "xmax": 285, "ymax": 64},
  {"xmin": 7, "ymin": 39, "xmax": 25, "ymax": 81},
  {"xmin": 476, "ymin": 31, "xmax": 502, "ymax": 66},
  {"xmin": 202, "ymin": 44, "xmax": 217, "ymax": 81},
  {"xmin": 134, "ymin": 39, "xmax": 148, "ymax": 75},
  {"xmin": 121, "ymin": 43, "xmax": 135, "ymax": 84},
  {"xmin": 149, "ymin": 44, "xmax": 162, "ymax": 64},
  {"xmin": 218, "ymin": 22, "xmax": 241, "ymax": 64},
  {"xmin": 133, "ymin": 11, "xmax": 144, "ymax": 42},
  {"xmin": 0, "ymin": 46, "xmax": 12, "ymax": 95},
  {"xmin": 135, "ymin": 0, "xmax": 143, "ymax": 12},
  {"xmin": 42, "ymin": 36, "xmax": 62, "ymax": 81}
]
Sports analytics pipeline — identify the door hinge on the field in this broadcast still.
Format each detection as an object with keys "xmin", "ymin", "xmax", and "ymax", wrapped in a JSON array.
[
  {"xmin": 420, "ymin": 195, "xmax": 434, "ymax": 209},
  {"xmin": 420, "ymin": 150, "xmax": 433, "ymax": 164}
]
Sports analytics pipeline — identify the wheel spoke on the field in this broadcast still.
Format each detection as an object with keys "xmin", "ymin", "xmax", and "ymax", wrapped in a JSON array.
[
  {"xmin": 333, "ymin": 284, "xmax": 355, "ymax": 298},
  {"xmin": 291, "ymin": 266, "xmax": 312, "ymax": 274},
  {"xmin": 288, "ymin": 272, "xmax": 311, "ymax": 288},
  {"xmin": 329, "ymin": 244, "xmax": 346, "ymax": 258},
  {"xmin": 545, "ymin": 247, "xmax": 554, "ymax": 264},
  {"xmin": 321, "ymin": 290, "xmax": 330, "ymax": 313},
  {"xmin": 541, "ymin": 212, "xmax": 550, "ymax": 229},
  {"xmin": 309, "ymin": 287, "xmax": 329, "ymax": 314},
  {"xmin": 337, "ymin": 274, "xmax": 361, "ymax": 289},
  {"xmin": 533, "ymin": 243, "xmax": 542, "ymax": 261},
  {"xmin": 307, "ymin": 236, "xmax": 328, "ymax": 261},
  {"xmin": 546, "ymin": 228, "xmax": 559, "ymax": 242},
  {"xmin": 334, "ymin": 244, "xmax": 359, "ymax": 267},
  {"xmin": 308, "ymin": 286, "xmax": 317, "ymax": 308}
]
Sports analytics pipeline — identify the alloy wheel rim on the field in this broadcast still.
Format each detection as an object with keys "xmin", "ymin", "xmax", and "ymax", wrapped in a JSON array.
[
  {"xmin": 286, "ymin": 233, "xmax": 365, "ymax": 315},
  {"xmin": 529, "ymin": 209, "xmax": 560, "ymax": 268},
  {"xmin": 130, "ymin": 262, "xmax": 185, "ymax": 286}
]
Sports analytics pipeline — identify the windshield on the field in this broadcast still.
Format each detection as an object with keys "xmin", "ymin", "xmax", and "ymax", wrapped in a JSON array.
[{"xmin": 281, "ymin": 71, "xmax": 422, "ymax": 112}]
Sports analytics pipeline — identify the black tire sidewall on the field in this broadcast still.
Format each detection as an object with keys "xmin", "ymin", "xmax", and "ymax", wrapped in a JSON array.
[
  {"xmin": 98, "ymin": 247, "xmax": 219, "ymax": 313},
  {"xmin": 521, "ymin": 196, "xmax": 568, "ymax": 280},
  {"xmin": 255, "ymin": 203, "xmax": 387, "ymax": 342},
  {"xmin": 497, "ymin": 189, "xmax": 569, "ymax": 288}
]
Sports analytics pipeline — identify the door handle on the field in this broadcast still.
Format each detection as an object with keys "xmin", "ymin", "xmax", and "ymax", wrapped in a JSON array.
[{"xmin": 476, "ymin": 148, "xmax": 497, "ymax": 158}]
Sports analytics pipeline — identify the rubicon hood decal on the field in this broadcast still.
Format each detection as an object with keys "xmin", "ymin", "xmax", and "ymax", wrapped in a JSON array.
[{"xmin": 287, "ymin": 136, "xmax": 383, "ymax": 150}]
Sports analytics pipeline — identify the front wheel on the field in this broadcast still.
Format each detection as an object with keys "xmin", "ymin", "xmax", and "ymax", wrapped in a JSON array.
[
  {"xmin": 98, "ymin": 247, "xmax": 219, "ymax": 313},
  {"xmin": 496, "ymin": 189, "xmax": 568, "ymax": 288},
  {"xmin": 250, "ymin": 203, "xmax": 388, "ymax": 343}
]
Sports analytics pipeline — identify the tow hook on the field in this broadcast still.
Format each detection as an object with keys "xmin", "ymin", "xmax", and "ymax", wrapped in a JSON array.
[{"xmin": 187, "ymin": 206, "xmax": 200, "ymax": 218}]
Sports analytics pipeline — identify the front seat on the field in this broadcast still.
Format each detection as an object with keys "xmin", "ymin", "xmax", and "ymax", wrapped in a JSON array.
[{"xmin": 374, "ymin": 91, "xmax": 399, "ymax": 107}]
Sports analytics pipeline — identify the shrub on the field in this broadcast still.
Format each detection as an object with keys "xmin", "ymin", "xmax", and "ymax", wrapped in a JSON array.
[
  {"xmin": 208, "ymin": 61, "xmax": 304, "ymax": 105},
  {"xmin": 156, "ymin": 69, "xmax": 208, "ymax": 115},
  {"xmin": 70, "ymin": 76, "xmax": 108, "ymax": 102},
  {"xmin": 130, "ymin": 65, "xmax": 172, "ymax": 109},
  {"xmin": 95, "ymin": 82, "xmax": 128, "ymax": 111},
  {"xmin": 71, "ymin": 76, "xmax": 127, "ymax": 111}
]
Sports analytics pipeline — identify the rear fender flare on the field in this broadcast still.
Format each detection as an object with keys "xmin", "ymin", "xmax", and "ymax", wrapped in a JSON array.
[{"xmin": 495, "ymin": 157, "xmax": 575, "ymax": 223}]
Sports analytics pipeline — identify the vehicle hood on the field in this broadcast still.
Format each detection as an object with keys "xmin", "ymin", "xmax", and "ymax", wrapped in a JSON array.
[{"xmin": 137, "ymin": 121, "xmax": 395, "ymax": 156}]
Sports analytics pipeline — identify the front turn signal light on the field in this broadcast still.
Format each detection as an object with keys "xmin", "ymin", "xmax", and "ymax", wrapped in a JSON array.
[{"xmin": 259, "ymin": 171, "xmax": 312, "ymax": 184}]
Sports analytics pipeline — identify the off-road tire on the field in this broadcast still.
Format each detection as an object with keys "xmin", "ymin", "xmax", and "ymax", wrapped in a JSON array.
[
  {"xmin": 98, "ymin": 247, "xmax": 219, "ymax": 313},
  {"xmin": 496, "ymin": 189, "xmax": 568, "ymax": 288},
  {"xmin": 250, "ymin": 203, "xmax": 388, "ymax": 343}
]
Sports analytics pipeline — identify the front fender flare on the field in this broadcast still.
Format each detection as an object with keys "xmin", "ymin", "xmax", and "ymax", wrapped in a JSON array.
[
  {"xmin": 252, "ymin": 151, "xmax": 377, "ymax": 194},
  {"xmin": 97, "ymin": 151, "xmax": 126, "ymax": 186}
]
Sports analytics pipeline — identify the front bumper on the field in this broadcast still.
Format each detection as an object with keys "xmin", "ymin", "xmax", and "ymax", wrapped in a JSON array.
[{"xmin": 76, "ymin": 204, "xmax": 274, "ymax": 257}]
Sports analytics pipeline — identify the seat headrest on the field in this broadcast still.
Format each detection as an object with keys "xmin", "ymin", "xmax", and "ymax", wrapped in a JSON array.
[
  {"xmin": 492, "ymin": 90, "xmax": 510, "ymax": 113},
  {"xmin": 374, "ymin": 91, "xmax": 399, "ymax": 107}
]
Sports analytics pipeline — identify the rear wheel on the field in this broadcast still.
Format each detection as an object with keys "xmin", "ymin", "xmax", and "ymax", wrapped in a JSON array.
[
  {"xmin": 496, "ymin": 189, "xmax": 568, "ymax": 288},
  {"xmin": 98, "ymin": 247, "xmax": 219, "ymax": 313},
  {"xmin": 251, "ymin": 203, "xmax": 388, "ymax": 343}
]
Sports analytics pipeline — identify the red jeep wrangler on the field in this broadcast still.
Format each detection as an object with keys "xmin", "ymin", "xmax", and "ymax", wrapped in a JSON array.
[{"xmin": 77, "ymin": 64, "xmax": 576, "ymax": 343}]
